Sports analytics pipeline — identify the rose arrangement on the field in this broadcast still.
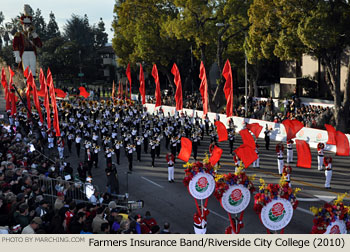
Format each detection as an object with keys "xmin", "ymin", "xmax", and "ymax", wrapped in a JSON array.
[
  {"xmin": 310, "ymin": 193, "xmax": 350, "ymax": 234},
  {"xmin": 183, "ymin": 155, "xmax": 216, "ymax": 187},
  {"xmin": 214, "ymin": 164, "xmax": 255, "ymax": 201},
  {"xmin": 253, "ymin": 177, "xmax": 300, "ymax": 214}
]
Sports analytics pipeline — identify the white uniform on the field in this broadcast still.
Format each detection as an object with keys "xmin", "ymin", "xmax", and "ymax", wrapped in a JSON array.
[
  {"xmin": 277, "ymin": 150, "xmax": 284, "ymax": 175},
  {"xmin": 318, "ymin": 147, "xmax": 324, "ymax": 171},
  {"xmin": 168, "ymin": 160, "xmax": 174, "ymax": 182},
  {"xmin": 325, "ymin": 160, "xmax": 332, "ymax": 188}
]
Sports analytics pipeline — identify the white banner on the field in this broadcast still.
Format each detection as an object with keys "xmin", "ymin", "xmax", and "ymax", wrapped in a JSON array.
[{"xmin": 145, "ymin": 103, "xmax": 350, "ymax": 153}]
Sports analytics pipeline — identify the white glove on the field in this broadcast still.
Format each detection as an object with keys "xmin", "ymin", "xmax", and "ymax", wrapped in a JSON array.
[
  {"xmin": 31, "ymin": 32, "xmax": 38, "ymax": 39},
  {"xmin": 13, "ymin": 51, "xmax": 21, "ymax": 63}
]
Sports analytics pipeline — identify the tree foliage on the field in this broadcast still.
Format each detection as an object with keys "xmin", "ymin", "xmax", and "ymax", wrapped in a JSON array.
[
  {"xmin": 247, "ymin": 0, "xmax": 350, "ymax": 131},
  {"xmin": 112, "ymin": 0, "xmax": 191, "ymax": 93}
]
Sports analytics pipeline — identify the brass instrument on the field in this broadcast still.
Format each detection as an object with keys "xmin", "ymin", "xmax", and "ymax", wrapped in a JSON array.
[
  {"xmin": 107, "ymin": 100, "xmax": 111, "ymax": 106},
  {"xmin": 135, "ymin": 136, "xmax": 144, "ymax": 142},
  {"xmin": 127, "ymin": 143, "xmax": 136, "ymax": 148},
  {"xmin": 84, "ymin": 140, "xmax": 91, "ymax": 146},
  {"xmin": 115, "ymin": 139, "xmax": 123, "ymax": 145}
]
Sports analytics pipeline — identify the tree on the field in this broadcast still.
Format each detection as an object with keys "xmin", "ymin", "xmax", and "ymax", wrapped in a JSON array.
[
  {"xmin": 93, "ymin": 18, "xmax": 108, "ymax": 49},
  {"xmin": 63, "ymin": 14, "xmax": 98, "ymax": 80},
  {"xmin": 46, "ymin": 12, "xmax": 60, "ymax": 39},
  {"xmin": 163, "ymin": 0, "xmax": 218, "ymax": 109},
  {"xmin": 212, "ymin": 0, "xmax": 251, "ymax": 107},
  {"xmin": 32, "ymin": 8, "xmax": 47, "ymax": 40},
  {"xmin": 112, "ymin": 0, "xmax": 191, "ymax": 93},
  {"xmin": 247, "ymin": 0, "xmax": 350, "ymax": 131}
]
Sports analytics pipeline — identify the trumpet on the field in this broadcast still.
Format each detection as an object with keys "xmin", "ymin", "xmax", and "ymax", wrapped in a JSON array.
[
  {"xmin": 84, "ymin": 140, "xmax": 91, "ymax": 146},
  {"xmin": 115, "ymin": 140, "xmax": 123, "ymax": 145},
  {"xmin": 135, "ymin": 136, "xmax": 144, "ymax": 142},
  {"xmin": 94, "ymin": 145, "xmax": 101, "ymax": 151}
]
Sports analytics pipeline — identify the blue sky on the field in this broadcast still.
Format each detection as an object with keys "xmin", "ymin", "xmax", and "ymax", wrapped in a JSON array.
[{"xmin": 1, "ymin": 0, "xmax": 115, "ymax": 42}]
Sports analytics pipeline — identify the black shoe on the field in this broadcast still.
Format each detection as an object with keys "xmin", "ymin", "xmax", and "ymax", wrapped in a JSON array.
[
  {"xmin": 168, "ymin": 181, "xmax": 171, "ymax": 183},
  {"xmin": 171, "ymin": 180, "xmax": 175, "ymax": 183},
  {"xmin": 325, "ymin": 187, "xmax": 331, "ymax": 189}
]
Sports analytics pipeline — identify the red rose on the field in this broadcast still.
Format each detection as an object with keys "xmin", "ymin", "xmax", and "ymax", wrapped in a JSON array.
[
  {"xmin": 271, "ymin": 202, "xmax": 285, "ymax": 217},
  {"xmin": 231, "ymin": 189, "xmax": 242, "ymax": 201},
  {"xmin": 197, "ymin": 177, "xmax": 208, "ymax": 188}
]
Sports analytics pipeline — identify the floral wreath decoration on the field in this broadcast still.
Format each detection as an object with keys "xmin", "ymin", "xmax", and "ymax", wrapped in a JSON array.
[
  {"xmin": 183, "ymin": 154, "xmax": 217, "ymax": 187},
  {"xmin": 310, "ymin": 193, "xmax": 350, "ymax": 234},
  {"xmin": 214, "ymin": 164, "xmax": 256, "ymax": 201},
  {"xmin": 253, "ymin": 176, "xmax": 301, "ymax": 214}
]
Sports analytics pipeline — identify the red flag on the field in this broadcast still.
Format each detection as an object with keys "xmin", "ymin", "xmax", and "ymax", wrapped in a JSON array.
[
  {"xmin": 239, "ymin": 129, "xmax": 256, "ymax": 149},
  {"xmin": 121, "ymin": 80, "xmax": 124, "ymax": 99},
  {"xmin": 54, "ymin": 88, "xmax": 67, "ymax": 98},
  {"xmin": 26, "ymin": 74, "xmax": 32, "ymax": 118},
  {"xmin": 37, "ymin": 68, "xmax": 46, "ymax": 97},
  {"xmin": 125, "ymin": 81, "xmax": 128, "ymax": 102},
  {"xmin": 171, "ymin": 63, "xmax": 183, "ymax": 111},
  {"xmin": 209, "ymin": 145, "xmax": 223, "ymax": 166},
  {"xmin": 234, "ymin": 144, "xmax": 258, "ymax": 168},
  {"xmin": 1, "ymin": 68, "xmax": 10, "ymax": 111},
  {"xmin": 177, "ymin": 137, "xmax": 192, "ymax": 162},
  {"xmin": 325, "ymin": 124, "xmax": 337, "ymax": 145},
  {"xmin": 79, "ymin": 87, "xmax": 90, "ymax": 98},
  {"xmin": 199, "ymin": 61, "xmax": 208, "ymax": 116},
  {"xmin": 139, "ymin": 64, "xmax": 146, "ymax": 105},
  {"xmin": 47, "ymin": 69, "xmax": 60, "ymax": 136},
  {"xmin": 335, "ymin": 131, "xmax": 350, "ymax": 156},
  {"xmin": 8, "ymin": 67, "xmax": 16, "ymax": 116},
  {"xmin": 246, "ymin": 123, "xmax": 263, "ymax": 138},
  {"xmin": 282, "ymin": 119, "xmax": 304, "ymax": 141},
  {"xmin": 23, "ymin": 66, "xmax": 29, "ymax": 78},
  {"xmin": 152, "ymin": 64, "xmax": 161, "ymax": 107},
  {"xmin": 111, "ymin": 80, "xmax": 115, "ymax": 100},
  {"xmin": 126, "ymin": 63, "xmax": 132, "ymax": 100},
  {"xmin": 43, "ymin": 69, "xmax": 51, "ymax": 129},
  {"xmin": 295, "ymin": 140, "xmax": 312, "ymax": 168},
  {"xmin": 222, "ymin": 59, "xmax": 233, "ymax": 117},
  {"xmin": 28, "ymin": 72, "xmax": 43, "ymax": 123},
  {"xmin": 214, "ymin": 121, "xmax": 228, "ymax": 142},
  {"xmin": 118, "ymin": 81, "xmax": 121, "ymax": 98}
]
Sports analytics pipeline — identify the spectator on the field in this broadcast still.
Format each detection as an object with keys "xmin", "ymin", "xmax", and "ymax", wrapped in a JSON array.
[
  {"xmin": 21, "ymin": 217, "xmax": 42, "ymax": 234},
  {"xmin": 160, "ymin": 222, "xmax": 171, "ymax": 234}
]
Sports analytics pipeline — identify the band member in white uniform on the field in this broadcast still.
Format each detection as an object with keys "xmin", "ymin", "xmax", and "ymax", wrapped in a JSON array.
[
  {"xmin": 317, "ymin": 143, "xmax": 325, "ymax": 171},
  {"xmin": 193, "ymin": 207, "xmax": 209, "ymax": 234},
  {"xmin": 166, "ymin": 153, "xmax": 175, "ymax": 183},
  {"xmin": 276, "ymin": 143, "xmax": 284, "ymax": 175}
]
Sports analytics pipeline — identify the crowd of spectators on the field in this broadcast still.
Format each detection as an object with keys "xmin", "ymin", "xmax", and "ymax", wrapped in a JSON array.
[{"xmin": 0, "ymin": 108, "xmax": 165, "ymax": 234}]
